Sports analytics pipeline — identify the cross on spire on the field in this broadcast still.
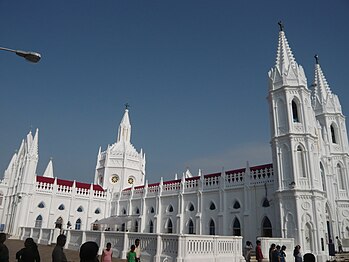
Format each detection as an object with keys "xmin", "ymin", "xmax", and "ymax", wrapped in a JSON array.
[
  {"xmin": 278, "ymin": 21, "xmax": 284, "ymax": 31},
  {"xmin": 125, "ymin": 103, "xmax": 130, "ymax": 110},
  {"xmin": 314, "ymin": 54, "xmax": 319, "ymax": 64}
]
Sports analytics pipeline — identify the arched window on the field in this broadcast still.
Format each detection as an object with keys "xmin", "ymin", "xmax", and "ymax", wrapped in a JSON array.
[
  {"xmin": 337, "ymin": 164, "xmax": 346, "ymax": 190},
  {"xmin": 58, "ymin": 204, "xmax": 65, "ymax": 210},
  {"xmin": 262, "ymin": 216, "xmax": 272, "ymax": 237},
  {"xmin": 149, "ymin": 220, "xmax": 154, "ymax": 233},
  {"xmin": 122, "ymin": 208, "xmax": 127, "ymax": 215},
  {"xmin": 38, "ymin": 201, "xmax": 45, "ymax": 208},
  {"xmin": 297, "ymin": 145, "xmax": 307, "ymax": 177},
  {"xmin": 75, "ymin": 218, "xmax": 82, "ymax": 230},
  {"xmin": 95, "ymin": 208, "xmax": 101, "ymax": 214},
  {"xmin": 209, "ymin": 219, "xmax": 215, "ymax": 235},
  {"xmin": 135, "ymin": 220, "xmax": 139, "ymax": 232},
  {"xmin": 331, "ymin": 124, "xmax": 337, "ymax": 144},
  {"xmin": 35, "ymin": 215, "xmax": 43, "ymax": 228},
  {"xmin": 233, "ymin": 201, "xmax": 240, "ymax": 209},
  {"xmin": 292, "ymin": 100, "xmax": 300, "ymax": 123},
  {"xmin": 77, "ymin": 206, "xmax": 83, "ymax": 212},
  {"xmin": 168, "ymin": 205, "xmax": 174, "ymax": 213},
  {"xmin": 135, "ymin": 208, "xmax": 140, "ymax": 214},
  {"xmin": 188, "ymin": 203, "xmax": 195, "ymax": 212},
  {"xmin": 150, "ymin": 207, "xmax": 155, "ymax": 213},
  {"xmin": 232, "ymin": 217, "xmax": 241, "ymax": 236},
  {"xmin": 167, "ymin": 219, "xmax": 173, "ymax": 233},
  {"xmin": 209, "ymin": 202, "xmax": 216, "ymax": 210},
  {"xmin": 188, "ymin": 219, "xmax": 194, "ymax": 234}
]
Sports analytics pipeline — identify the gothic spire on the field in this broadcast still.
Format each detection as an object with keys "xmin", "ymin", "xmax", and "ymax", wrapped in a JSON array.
[
  {"xmin": 275, "ymin": 21, "xmax": 297, "ymax": 75},
  {"xmin": 313, "ymin": 55, "xmax": 332, "ymax": 103},
  {"xmin": 268, "ymin": 22, "xmax": 307, "ymax": 89},
  {"xmin": 117, "ymin": 107, "xmax": 131, "ymax": 143}
]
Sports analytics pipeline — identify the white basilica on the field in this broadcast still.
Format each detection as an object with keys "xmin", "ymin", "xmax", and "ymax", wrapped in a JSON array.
[{"xmin": 1, "ymin": 25, "xmax": 349, "ymax": 258}]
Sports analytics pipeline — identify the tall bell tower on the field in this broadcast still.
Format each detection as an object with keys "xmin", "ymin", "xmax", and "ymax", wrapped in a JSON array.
[
  {"xmin": 94, "ymin": 106, "xmax": 146, "ymax": 193},
  {"xmin": 268, "ymin": 22, "xmax": 327, "ymax": 260}
]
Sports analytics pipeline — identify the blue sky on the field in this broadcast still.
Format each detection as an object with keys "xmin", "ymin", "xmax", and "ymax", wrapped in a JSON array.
[{"xmin": 0, "ymin": 1, "xmax": 348, "ymax": 183}]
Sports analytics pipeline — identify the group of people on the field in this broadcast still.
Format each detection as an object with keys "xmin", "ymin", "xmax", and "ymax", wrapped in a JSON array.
[
  {"xmin": 268, "ymin": 243, "xmax": 287, "ymax": 262},
  {"xmin": 0, "ymin": 232, "xmax": 142, "ymax": 262}
]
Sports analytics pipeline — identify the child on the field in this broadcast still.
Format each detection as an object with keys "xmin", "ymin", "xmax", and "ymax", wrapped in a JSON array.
[
  {"xmin": 101, "ymin": 242, "xmax": 113, "ymax": 262},
  {"xmin": 127, "ymin": 245, "xmax": 136, "ymax": 262}
]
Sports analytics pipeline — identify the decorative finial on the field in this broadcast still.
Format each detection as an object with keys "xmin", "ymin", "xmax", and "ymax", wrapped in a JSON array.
[
  {"xmin": 125, "ymin": 103, "xmax": 130, "ymax": 110},
  {"xmin": 314, "ymin": 54, "xmax": 319, "ymax": 64},
  {"xmin": 278, "ymin": 21, "xmax": 284, "ymax": 32}
]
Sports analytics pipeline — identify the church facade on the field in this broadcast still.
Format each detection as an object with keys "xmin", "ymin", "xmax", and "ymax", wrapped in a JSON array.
[{"xmin": 0, "ymin": 25, "xmax": 348, "ymax": 260}]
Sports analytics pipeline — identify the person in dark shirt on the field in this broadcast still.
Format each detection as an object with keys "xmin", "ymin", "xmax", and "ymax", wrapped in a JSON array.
[
  {"xmin": 52, "ymin": 234, "xmax": 68, "ymax": 262},
  {"xmin": 79, "ymin": 241, "xmax": 99, "ymax": 262},
  {"xmin": 16, "ymin": 237, "xmax": 41, "ymax": 262},
  {"xmin": 0, "ymin": 233, "xmax": 9, "ymax": 262},
  {"xmin": 272, "ymin": 245, "xmax": 281, "ymax": 262}
]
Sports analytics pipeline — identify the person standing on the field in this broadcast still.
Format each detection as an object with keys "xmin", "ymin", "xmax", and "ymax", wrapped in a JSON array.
[
  {"xmin": 256, "ymin": 240, "xmax": 264, "ymax": 262},
  {"xmin": 127, "ymin": 245, "xmax": 136, "ymax": 262},
  {"xmin": 0, "ymin": 233, "xmax": 9, "ymax": 262},
  {"xmin": 101, "ymin": 242, "xmax": 113, "ymax": 262},
  {"xmin": 269, "ymin": 243, "xmax": 276, "ymax": 262},
  {"xmin": 135, "ymin": 239, "xmax": 141, "ymax": 262},
  {"xmin": 16, "ymin": 237, "xmax": 41, "ymax": 262},
  {"xmin": 79, "ymin": 241, "xmax": 99, "ymax": 262},
  {"xmin": 280, "ymin": 245, "xmax": 286, "ymax": 262},
  {"xmin": 52, "ymin": 234, "xmax": 68, "ymax": 262},
  {"xmin": 336, "ymin": 236, "xmax": 343, "ymax": 253},
  {"xmin": 244, "ymin": 241, "xmax": 253, "ymax": 262},
  {"xmin": 272, "ymin": 245, "xmax": 281, "ymax": 262},
  {"xmin": 293, "ymin": 245, "xmax": 302, "ymax": 262}
]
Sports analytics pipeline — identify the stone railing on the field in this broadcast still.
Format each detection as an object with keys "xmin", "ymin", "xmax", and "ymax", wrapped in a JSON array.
[
  {"xmin": 20, "ymin": 227, "xmax": 243, "ymax": 262},
  {"xmin": 117, "ymin": 164, "xmax": 274, "ymax": 201}
]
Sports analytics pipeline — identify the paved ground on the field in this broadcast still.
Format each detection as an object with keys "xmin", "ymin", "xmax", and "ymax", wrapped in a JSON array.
[{"xmin": 6, "ymin": 239, "xmax": 126, "ymax": 262}]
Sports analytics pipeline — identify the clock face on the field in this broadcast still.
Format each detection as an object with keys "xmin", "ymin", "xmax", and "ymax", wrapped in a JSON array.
[
  {"xmin": 111, "ymin": 175, "xmax": 119, "ymax": 184},
  {"xmin": 128, "ymin": 177, "xmax": 134, "ymax": 185}
]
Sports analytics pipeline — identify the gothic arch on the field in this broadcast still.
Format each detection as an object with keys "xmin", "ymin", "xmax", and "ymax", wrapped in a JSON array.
[
  {"xmin": 276, "ymin": 98, "xmax": 287, "ymax": 132},
  {"xmin": 75, "ymin": 218, "xmax": 82, "ymax": 230},
  {"xmin": 330, "ymin": 123, "xmax": 339, "ymax": 144},
  {"xmin": 187, "ymin": 218, "xmax": 195, "ymax": 234},
  {"xmin": 233, "ymin": 200, "xmax": 241, "ymax": 209},
  {"xmin": 291, "ymin": 98, "xmax": 301, "ymax": 123},
  {"xmin": 280, "ymin": 144, "xmax": 291, "ymax": 183},
  {"xmin": 284, "ymin": 212, "xmax": 295, "ymax": 238},
  {"xmin": 134, "ymin": 220, "xmax": 139, "ymax": 232},
  {"xmin": 149, "ymin": 220, "xmax": 154, "ymax": 233},
  {"xmin": 167, "ymin": 204, "xmax": 174, "ymax": 213},
  {"xmin": 336, "ymin": 163, "xmax": 346, "ymax": 190},
  {"xmin": 165, "ymin": 218, "xmax": 173, "ymax": 233},
  {"xmin": 35, "ymin": 215, "xmax": 43, "ymax": 228},
  {"xmin": 187, "ymin": 202, "xmax": 195, "ymax": 212},
  {"xmin": 232, "ymin": 217, "xmax": 241, "ymax": 236},
  {"xmin": 262, "ymin": 216, "xmax": 272, "ymax": 237},
  {"xmin": 296, "ymin": 144, "xmax": 307, "ymax": 178},
  {"xmin": 209, "ymin": 201, "xmax": 216, "ymax": 210},
  {"xmin": 209, "ymin": 218, "xmax": 215, "ymax": 235},
  {"xmin": 0, "ymin": 191, "xmax": 3, "ymax": 206}
]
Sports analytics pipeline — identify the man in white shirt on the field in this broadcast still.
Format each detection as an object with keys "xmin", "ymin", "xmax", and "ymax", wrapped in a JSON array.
[{"xmin": 135, "ymin": 239, "xmax": 141, "ymax": 262}]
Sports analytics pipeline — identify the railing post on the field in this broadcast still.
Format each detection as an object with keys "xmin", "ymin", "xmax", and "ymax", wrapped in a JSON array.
[
  {"xmin": 154, "ymin": 233, "xmax": 162, "ymax": 262},
  {"xmin": 65, "ymin": 229, "xmax": 71, "ymax": 249},
  {"xmin": 99, "ymin": 231, "xmax": 105, "ymax": 255},
  {"xmin": 121, "ymin": 231, "xmax": 129, "ymax": 259},
  {"xmin": 176, "ymin": 234, "xmax": 184, "ymax": 262}
]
